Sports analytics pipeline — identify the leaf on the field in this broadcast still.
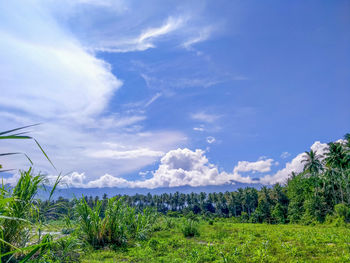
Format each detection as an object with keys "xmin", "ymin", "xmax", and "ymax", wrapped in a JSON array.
[
  {"xmin": 48, "ymin": 173, "xmax": 62, "ymax": 202},
  {"xmin": 0, "ymin": 169, "xmax": 15, "ymax": 173},
  {"xmin": 0, "ymin": 153, "xmax": 21, "ymax": 156},
  {"xmin": 18, "ymin": 246, "xmax": 41, "ymax": 263},
  {"xmin": 0, "ymin": 124, "xmax": 40, "ymax": 136},
  {"xmin": 0, "ymin": 136, "xmax": 32, "ymax": 140},
  {"xmin": 34, "ymin": 139, "xmax": 56, "ymax": 171},
  {"xmin": 0, "ymin": 215, "xmax": 30, "ymax": 223}
]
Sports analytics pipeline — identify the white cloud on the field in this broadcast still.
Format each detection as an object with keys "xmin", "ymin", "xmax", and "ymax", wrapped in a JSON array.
[
  {"xmin": 259, "ymin": 141, "xmax": 329, "ymax": 185},
  {"xmin": 87, "ymin": 148, "xmax": 164, "ymax": 160},
  {"xmin": 280, "ymin": 152, "xmax": 291, "ymax": 159},
  {"xmin": 310, "ymin": 141, "xmax": 329, "ymax": 157},
  {"xmin": 131, "ymin": 148, "xmax": 228, "ymax": 188},
  {"xmin": 193, "ymin": 126, "xmax": 205, "ymax": 132},
  {"xmin": 206, "ymin": 136, "xmax": 216, "ymax": 144},
  {"xmin": 93, "ymin": 16, "xmax": 185, "ymax": 53},
  {"xmin": 191, "ymin": 112, "xmax": 221, "ymax": 123},
  {"xmin": 233, "ymin": 158, "xmax": 274, "ymax": 174},
  {"xmin": 0, "ymin": 5, "xmax": 121, "ymax": 120},
  {"xmin": 145, "ymin": 93, "xmax": 162, "ymax": 107},
  {"xmin": 183, "ymin": 26, "xmax": 212, "ymax": 50},
  {"xmin": 86, "ymin": 174, "xmax": 130, "ymax": 188}
]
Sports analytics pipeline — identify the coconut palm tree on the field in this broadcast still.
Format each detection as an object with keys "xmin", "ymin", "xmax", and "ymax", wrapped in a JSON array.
[
  {"xmin": 325, "ymin": 142, "xmax": 350, "ymax": 204},
  {"xmin": 301, "ymin": 150, "xmax": 323, "ymax": 176}
]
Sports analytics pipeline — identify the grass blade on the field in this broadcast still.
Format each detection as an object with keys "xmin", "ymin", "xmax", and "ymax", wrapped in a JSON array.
[
  {"xmin": 34, "ymin": 139, "xmax": 56, "ymax": 171},
  {"xmin": 0, "ymin": 136, "xmax": 32, "ymax": 140},
  {"xmin": 0, "ymin": 124, "xmax": 40, "ymax": 136}
]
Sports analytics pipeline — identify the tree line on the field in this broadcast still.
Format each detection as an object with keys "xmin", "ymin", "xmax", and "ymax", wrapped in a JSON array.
[{"xmin": 40, "ymin": 134, "xmax": 350, "ymax": 225}]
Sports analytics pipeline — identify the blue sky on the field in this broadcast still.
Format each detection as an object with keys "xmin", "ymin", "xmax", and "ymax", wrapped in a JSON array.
[{"xmin": 1, "ymin": 0, "xmax": 349, "ymax": 188}]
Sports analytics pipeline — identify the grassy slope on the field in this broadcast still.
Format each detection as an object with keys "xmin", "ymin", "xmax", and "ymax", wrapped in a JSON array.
[{"xmin": 80, "ymin": 219, "xmax": 350, "ymax": 263}]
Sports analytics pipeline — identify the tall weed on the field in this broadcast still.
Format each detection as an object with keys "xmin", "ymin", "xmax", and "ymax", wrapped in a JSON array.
[{"xmin": 75, "ymin": 196, "xmax": 156, "ymax": 248}]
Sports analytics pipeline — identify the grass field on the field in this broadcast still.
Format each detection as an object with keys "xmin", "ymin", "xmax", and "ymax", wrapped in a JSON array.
[{"xmin": 74, "ymin": 218, "xmax": 350, "ymax": 263}]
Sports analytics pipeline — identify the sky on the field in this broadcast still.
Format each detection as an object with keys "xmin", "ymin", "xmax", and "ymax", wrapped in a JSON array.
[{"xmin": 1, "ymin": 0, "xmax": 349, "ymax": 189}]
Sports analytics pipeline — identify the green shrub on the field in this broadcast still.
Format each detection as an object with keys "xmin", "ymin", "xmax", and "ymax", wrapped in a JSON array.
[
  {"xmin": 240, "ymin": 212, "xmax": 249, "ymax": 223},
  {"xmin": 181, "ymin": 218, "xmax": 200, "ymax": 237},
  {"xmin": 334, "ymin": 203, "xmax": 350, "ymax": 222},
  {"xmin": 39, "ymin": 236, "xmax": 81, "ymax": 263},
  {"xmin": 325, "ymin": 203, "xmax": 350, "ymax": 226},
  {"xmin": 167, "ymin": 211, "xmax": 181, "ymax": 218},
  {"xmin": 75, "ymin": 197, "xmax": 156, "ymax": 248}
]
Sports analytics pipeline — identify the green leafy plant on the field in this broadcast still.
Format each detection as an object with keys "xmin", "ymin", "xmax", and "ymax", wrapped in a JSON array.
[
  {"xmin": 0, "ymin": 169, "xmax": 59, "ymax": 262},
  {"xmin": 75, "ymin": 196, "xmax": 157, "ymax": 249},
  {"xmin": 0, "ymin": 125, "xmax": 59, "ymax": 262},
  {"xmin": 181, "ymin": 218, "xmax": 200, "ymax": 238}
]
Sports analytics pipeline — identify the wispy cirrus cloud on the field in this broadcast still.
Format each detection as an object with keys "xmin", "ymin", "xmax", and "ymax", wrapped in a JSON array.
[
  {"xmin": 94, "ymin": 16, "xmax": 185, "ymax": 53},
  {"xmin": 182, "ymin": 26, "xmax": 213, "ymax": 50}
]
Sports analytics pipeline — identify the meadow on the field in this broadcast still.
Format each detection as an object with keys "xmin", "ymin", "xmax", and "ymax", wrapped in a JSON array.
[{"xmin": 41, "ymin": 217, "xmax": 350, "ymax": 263}]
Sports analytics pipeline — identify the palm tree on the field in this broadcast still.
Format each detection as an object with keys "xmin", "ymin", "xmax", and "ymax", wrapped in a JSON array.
[
  {"xmin": 325, "ymin": 142, "xmax": 350, "ymax": 204},
  {"xmin": 301, "ymin": 150, "xmax": 323, "ymax": 176}
]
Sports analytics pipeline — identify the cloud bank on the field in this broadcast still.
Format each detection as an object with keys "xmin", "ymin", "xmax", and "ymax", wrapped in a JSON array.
[{"xmin": 2, "ymin": 140, "xmax": 330, "ymax": 189}]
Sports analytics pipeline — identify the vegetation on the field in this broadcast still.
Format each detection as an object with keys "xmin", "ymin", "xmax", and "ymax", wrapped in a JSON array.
[
  {"xmin": 75, "ymin": 196, "xmax": 156, "ymax": 248},
  {"xmin": 1, "ymin": 129, "xmax": 350, "ymax": 262},
  {"xmin": 78, "ymin": 220, "xmax": 350, "ymax": 263}
]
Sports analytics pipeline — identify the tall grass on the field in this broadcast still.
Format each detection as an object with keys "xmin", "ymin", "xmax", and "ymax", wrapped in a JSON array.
[
  {"xmin": 75, "ymin": 197, "xmax": 157, "ymax": 249},
  {"xmin": 1, "ymin": 125, "xmax": 59, "ymax": 262},
  {"xmin": 181, "ymin": 218, "xmax": 200, "ymax": 237},
  {"xmin": 0, "ymin": 169, "xmax": 55, "ymax": 262}
]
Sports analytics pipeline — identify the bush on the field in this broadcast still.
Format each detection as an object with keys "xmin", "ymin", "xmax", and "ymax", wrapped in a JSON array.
[
  {"xmin": 39, "ymin": 236, "xmax": 81, "ymax": 263},
  {"xmin": 75, "ymin": 197, "xmax": 157, "ymax": 248},
  {"xmin": 334, "ymin": 203, "xmax": 350, "ymax": 222},
  {"xmin": 240, "ymin": 212, "xmax": 250, "ymax": 223},
  {"xmin": 325, "ymin": 203, "xmax": 350, "ymax": 226},
  {"xmin": 167, "ymin": 211, "xmax": 181, "ymax": 218},
  {"xmin": 164, "ymin": 216, "xmax": 176, "ymax": 229},
  {"xmin": 181, "ymin": 219, "xmax": 200, "ymax": 237}
]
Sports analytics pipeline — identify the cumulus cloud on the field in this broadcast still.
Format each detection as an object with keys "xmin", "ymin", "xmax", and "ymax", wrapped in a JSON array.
[
  {"xmin": 233, "ymin": 158, "xmax": 274, "ymax": 174},
  {"xmin": 131, "ymin": 148, "xmax": 228, "ymax": 188},
  {"xmin": 259, "ymin": 141, "xmax": 329, "ymax": 185},
  {"xmin": 49, "ymin": 172, "xmax": 130, "ymax": 188}
]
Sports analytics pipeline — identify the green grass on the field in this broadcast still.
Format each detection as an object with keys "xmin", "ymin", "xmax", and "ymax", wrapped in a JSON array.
[{"xmin": 78, "ymin": 218, "xmax": 350, "ymax": 263}]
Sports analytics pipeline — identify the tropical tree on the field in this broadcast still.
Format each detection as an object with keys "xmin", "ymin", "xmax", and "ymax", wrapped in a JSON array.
[{"xmin": 301, "ymin": 150, "xmax": 323, "ymax": 176}]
